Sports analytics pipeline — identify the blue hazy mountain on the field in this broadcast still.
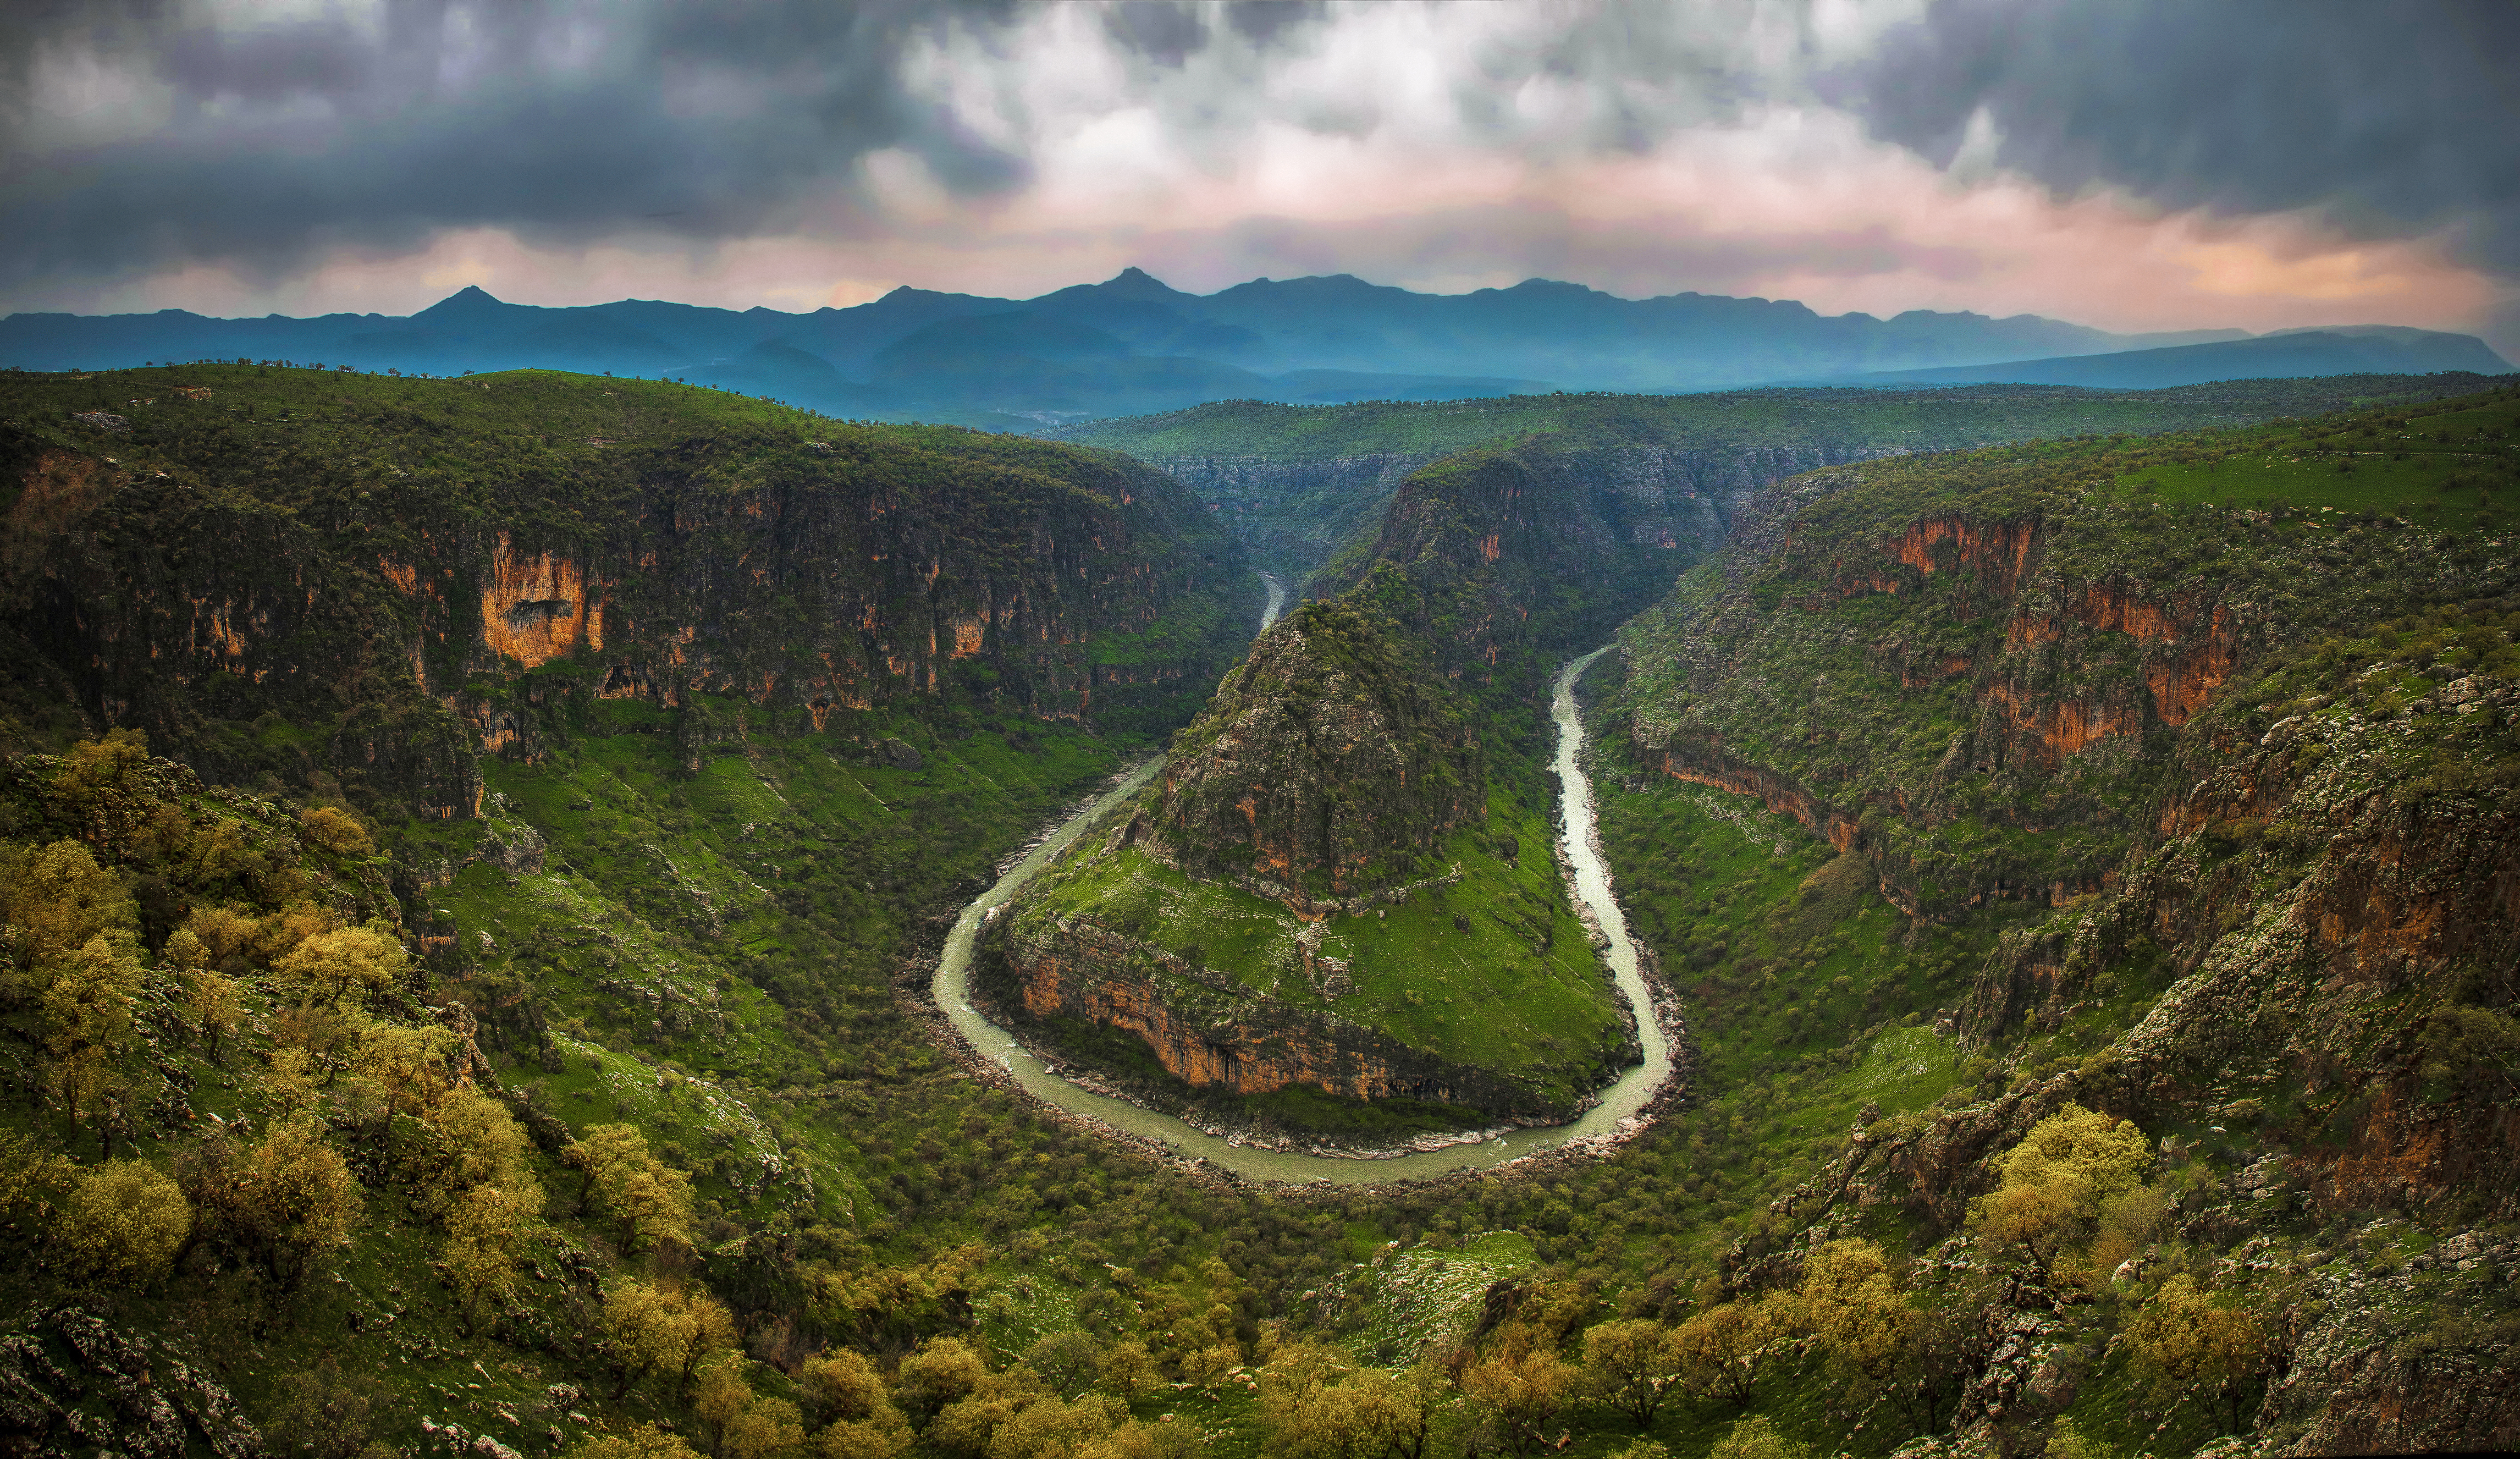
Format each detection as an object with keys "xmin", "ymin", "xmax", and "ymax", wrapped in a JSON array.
[
  {"xmin": 3, "ymin": 270, "xmax": 2504, "ymax": 421},
  {"xmin": 1832, "ymin": 326, "xmax": 2511, "ymax": 389}
]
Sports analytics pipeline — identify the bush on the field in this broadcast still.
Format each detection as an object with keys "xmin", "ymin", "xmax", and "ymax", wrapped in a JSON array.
[{"xmin": 56, "ymin": 1159, "xmax": 190, "ymax": 1285}]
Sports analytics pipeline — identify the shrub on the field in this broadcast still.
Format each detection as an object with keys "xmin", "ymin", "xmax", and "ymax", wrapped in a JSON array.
[{"xmin": 56, "ymin": 1158, "xmax": 190, "ymax": 1285}]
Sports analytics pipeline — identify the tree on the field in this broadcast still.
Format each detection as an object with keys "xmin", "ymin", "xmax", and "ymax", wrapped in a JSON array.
[
  {"xmin": 725, "ymin": 1396, "xmax": 807, "ymax": 1459},
  {"xmin": 696, "ymin": 1353, "xmax": 757, "ymax": 1449},
  {"xmin": 1096, "ymin": 1340, "xmax": 1159, "ymax": 1405},
  {"xmin": 1580, "ymin": 1318, "xmax": 1685, "ymax": 1428},
  {"xmin": 567, "ymin": 1425, "xmax": 702, "ymax": 1459},
  {"xmin": 801, "ymin": 1347, "xmax": 913, "ymax": 1459},
  {"xmin": 815, "ymin": 1419, "xmax": 914, "ymax": 1459},
  {"xmin": 1970, "ymin": 1104, "xmax": 2150, "ymax": 1280},
  {"xmin": 185, "ymin": 968, "xmax": 245, "ymax": 1065},
  {"xmin": 1793, "ymin": 1240, "xmax": 1915, "ymax": 1396},
  {"xmin": 261, "ymin": 1357, "xmax": 389, "ymax": 1459},
  {"xmin": 274, "ymin": 923, "xmax": 409, "ymax": 1006},
  {"xmin": 42, "ymin": 934, "xmax": 142, "ymax": 1147},
  {"xmin": 298, "ymin": 805, "xmax": 375, "ymax": 857},
  {"xmin": 896, "ymin": 1336, "xmax": 991, "ymax": 1424},
  {"xmin": 1259, "ymin": 1347, "xmax": 1444, "ymax": 1459},
  {"xmin": 602, "ymin": 1278, "xmax": 737, "ymax": 1399},
  {"xmin": 972, "ymin": 1390, "xmax": 1174, "ymax": 1459},
  {"xmin": 1672, "ymin": 1297, "xmax": 1788, "ymax": 1410},
  {"xmin": 0, "ymin": 1132, "xmax": 75, "ymax": 1225},
  {"xmin": 443, "ymin": 1180, "xmax": 541, "ymax": 1335},
  {"xmin": 1024, "ymin": 1331, "xmax": 1104, "ymax": 1400},
  {"xmin": 56, "ymin": 1158, "xmax": 190, "ymax": 1285},
  {"xmin": 801, "ymin": 1347, "xmax": 901, "ymax": 1426},
  {"xmin": 423, "ymin": 1085, "xmax": 536, "ymax": 1196},
  {"xmin": 1460, "ymin": 1348, "xmax": 1576, "ymax": 1458},
  {"xmin": 188, "ymin": 1115, "xmax": 363, "ymax": 1286},
  {"xmin": 2123, "ymin": 1275, "xmax": 2268, "ymax": 1432},
  {"xmin": 0, "ymin": 839, "xmax": 136, "ymax": 966},
  {"xmin": 565, "ymin": 1122, "xmax": 696, "ymax": 1253}
]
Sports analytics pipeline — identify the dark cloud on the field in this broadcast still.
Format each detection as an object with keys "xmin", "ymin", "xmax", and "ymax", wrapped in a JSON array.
[
  {"xmin": 1833, "ymin": 0, "xmax": 2520, "ymax": 269},
  {"xmin": 1102, "ymin": 2, "xmax": 1210, "ymax": 65},
  {"xmin": 0, "ymin": 0, "xmax": 1027, "ymax": 293}
]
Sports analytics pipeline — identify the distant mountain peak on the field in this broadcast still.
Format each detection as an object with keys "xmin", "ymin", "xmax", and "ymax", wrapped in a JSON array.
[
  {"xmin": 1089, "ymin": 266, "xmax": 1182, "ymax": 299},
  {"xmin": 413, "ymin": 284, "xmax": 515, "ymax": 320}
]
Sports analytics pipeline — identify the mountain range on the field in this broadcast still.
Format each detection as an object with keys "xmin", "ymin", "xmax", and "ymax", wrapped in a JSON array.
[{"xmin": 7, "ymin": 270, "xmax": 2504, "ymax": 424}]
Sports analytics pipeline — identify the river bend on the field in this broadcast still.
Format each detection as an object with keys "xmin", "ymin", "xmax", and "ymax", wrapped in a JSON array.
[{"xmin": 930, "ymin": 583, "xmax": 1670, "ymax": 1183}]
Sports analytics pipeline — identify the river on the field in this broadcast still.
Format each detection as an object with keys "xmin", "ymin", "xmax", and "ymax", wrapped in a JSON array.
[{"xmin": 929, "ymin": 580, "xmax": 1671, "ymax": 1185}]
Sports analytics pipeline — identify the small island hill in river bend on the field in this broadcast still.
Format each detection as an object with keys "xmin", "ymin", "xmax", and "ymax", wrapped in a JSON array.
[{"xmin": 933, "ymin": 576, "xmax": 1674, "ymax": 1184}]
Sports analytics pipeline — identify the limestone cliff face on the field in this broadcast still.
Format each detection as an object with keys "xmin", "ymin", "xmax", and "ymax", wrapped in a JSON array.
[
  {"xmin": 2, "ymin": 419, "xmax": 1250, "ymax": 816},
  {"xmin": 1618, "ymin": 459, "xmax": 2508, "ymax": 916},
  {"xmin": 974, "ymin": 916, "xmax": 1575, "ymax": 1120},
  {"xmin": 1145, "ymin": 599, "xmax": 1481, "ymax": 899}
]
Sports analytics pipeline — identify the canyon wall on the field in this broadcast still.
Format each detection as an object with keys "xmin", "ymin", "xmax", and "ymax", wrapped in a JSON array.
[
  {"xmin": 3, "ymin": 423, "xmax": 1252, "ymax": 817},
  {"xmin": 1143, "ymin": 442, "xmax": 1896, "ymax": 580},
  {"xmin": 974, "ymin": 915, "xmax": 1580, "ymax": 1121}
]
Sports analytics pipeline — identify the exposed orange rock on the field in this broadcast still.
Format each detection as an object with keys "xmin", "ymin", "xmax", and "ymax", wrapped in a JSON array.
[
  {"xmin": 993, "ymin": 920, "xmax": 1562, "ymax": 1117},
  {"xmin": 479, "ymin": 533, "xmax": 603, "ymax": 668},
  {"xmin": 1892, "ymin": 516, "xmax": 2038, "ymax": 590}
]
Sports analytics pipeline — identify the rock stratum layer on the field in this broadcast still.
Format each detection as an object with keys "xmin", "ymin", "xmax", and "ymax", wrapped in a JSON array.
[{"xmin": 976, "ymin": 915, "xmax": 1582, "ymax": 1121}]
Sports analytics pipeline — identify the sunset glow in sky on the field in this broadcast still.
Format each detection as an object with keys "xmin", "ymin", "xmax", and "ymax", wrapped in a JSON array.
[{"xmin": 6, "ymin": 0, "xmax": 2516, "ymax": 349}]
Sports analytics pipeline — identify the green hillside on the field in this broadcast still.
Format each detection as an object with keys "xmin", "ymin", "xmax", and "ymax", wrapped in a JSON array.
[{"xmin": 1050, "ymin": 375, "xmax": 2509, "ymax": 460}]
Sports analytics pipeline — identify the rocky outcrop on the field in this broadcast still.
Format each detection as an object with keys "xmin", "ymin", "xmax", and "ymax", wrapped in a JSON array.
[
  {"xmin": 1147, "ymin": 599, "xmax": 1481, "ymax": 899},
  {"xmin": 0, "ymin": 1306, "xmax": 264, "ymax": 1458},
  {"xmin": 976, "ymin": 916, "xmax": 1580, "ymax": 1120}
]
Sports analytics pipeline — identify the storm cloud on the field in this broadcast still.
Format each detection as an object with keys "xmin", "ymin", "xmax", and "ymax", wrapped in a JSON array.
[
  {"xmin": 1, "ymin": 0, "xmax": 1032, "ymax": 288},
  {"xmin": 1, "ymin": 0, "xmax": 2513, "ymax": 341},
  {"xmin": 1834, "ymin": 0, "xmax": 2520, "ymax": 268}
]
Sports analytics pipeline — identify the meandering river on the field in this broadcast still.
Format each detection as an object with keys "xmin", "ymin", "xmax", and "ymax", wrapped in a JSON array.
[{"xmin": 929, "ymin": 578, "xmax": 1672, "ymax": 1183}]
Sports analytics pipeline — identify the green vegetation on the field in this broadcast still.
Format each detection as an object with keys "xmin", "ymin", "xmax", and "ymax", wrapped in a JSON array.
[
  {"xmin": 2096, "ymin": 379, "xmax": 2520, "ymax": 528},
  {"xmin": 1054, "ymin": 376, "xmax": 2507, "ymax": 462},
  {"xmin": 2, "ymin": 361, "xmax": 2516, "ymax": 1457}
]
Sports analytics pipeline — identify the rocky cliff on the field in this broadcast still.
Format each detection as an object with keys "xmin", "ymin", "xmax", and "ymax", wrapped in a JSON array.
[
  {"xmin": 974, "ymin": 913, "xmax": 1590, "ymax": 1122},
  {"xmin": 0, "ymin": 368, "xmax": 1253, "ymax": 817},
  {"xmin": 1601, "ymin": 390, "xmax": 2520, "ymax": 1452}
]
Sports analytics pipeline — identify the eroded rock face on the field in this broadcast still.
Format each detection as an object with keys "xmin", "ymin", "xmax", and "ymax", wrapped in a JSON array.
[
  {"xmin": 2, "ymin": 420, "xmax": 1248, "ymax": 818},
  {"xmin": 0, "ymin": 1306, "xmax": 263, "ymax": 1458},
  {"xmin": 976, "ymin": 917, "xmax": 1576, "ymax": 1120},
  {"xmin": 1149, "ymin": 599, "xmax": 1482, "ymax": 901}
]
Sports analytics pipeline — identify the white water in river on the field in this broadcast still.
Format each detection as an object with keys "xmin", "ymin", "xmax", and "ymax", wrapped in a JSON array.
[
  {"xmin": 929, "ymin": 580, "xmax": 1670, "ymax": 1184},
  {"xmin": 1259, "ymin": 572, "xmax": 1286, "ymax": 630}
]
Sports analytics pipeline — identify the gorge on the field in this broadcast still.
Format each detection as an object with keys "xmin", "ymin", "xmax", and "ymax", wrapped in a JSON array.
[{"xmin": 1, "ymin": 360, "xmax": 2516, "ymax": 1457}]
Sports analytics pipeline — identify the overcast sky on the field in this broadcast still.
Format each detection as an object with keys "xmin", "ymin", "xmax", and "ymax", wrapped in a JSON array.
[{"xmin": 5, "ymin": 0, "xmax": 2516, "ymax": 350}]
